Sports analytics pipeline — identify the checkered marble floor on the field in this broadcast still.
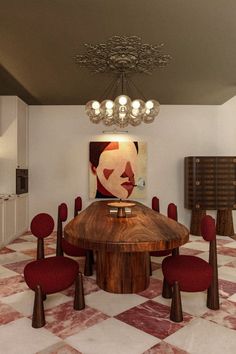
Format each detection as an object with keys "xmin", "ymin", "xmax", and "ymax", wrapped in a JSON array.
[{"xmin": 1, "ymin": 232, "xmax": 236, "ymax": 354}]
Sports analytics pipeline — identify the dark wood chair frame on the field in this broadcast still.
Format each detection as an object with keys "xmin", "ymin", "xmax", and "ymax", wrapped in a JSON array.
[
  {"xmin": 56, "ymin": 201, "xmax": 93, "ymax": 276},
  {"xmin": 162, "ymin": 235, "xmax": 219, "ymax": 322},
  {"xmin": 149, "ymin": 199, "xmax": 179, "ymax": 275},
  {"xmin": 32, "ymin": 232, "xmax": 85, "ymax": 328}
]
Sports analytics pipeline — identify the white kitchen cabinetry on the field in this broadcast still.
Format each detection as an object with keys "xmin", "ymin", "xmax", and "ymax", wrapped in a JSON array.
[
  {"xmin": 0, "ymin": 96, "xmax": 29, "ymax": 194},
  {"xmin": 0, "ymin": 194, "xmax": 28, "ymax": 248},
  {"xmin": 16, "ymin": 98, "xmax": 28, "ymax": 169},
  {"xmin": 4, "ymin": 196, "xmax": 16, "ymax": 244},
  {"xmin": 16, "ymin": 194, "xmax": 28, "ymax": 236}
]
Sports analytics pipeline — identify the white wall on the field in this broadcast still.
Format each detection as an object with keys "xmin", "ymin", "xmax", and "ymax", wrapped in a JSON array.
[{"xmin": 29, "ymin": 103, "xmax": 234, "ymax": 230}]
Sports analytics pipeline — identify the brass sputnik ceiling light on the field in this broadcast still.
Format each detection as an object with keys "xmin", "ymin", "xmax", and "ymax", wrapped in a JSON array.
[{"xmin": 74, "ymin": 36, "xmax": 171, "ymax": 128}]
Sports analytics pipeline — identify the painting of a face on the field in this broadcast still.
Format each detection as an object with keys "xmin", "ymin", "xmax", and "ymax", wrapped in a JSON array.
[{"xmin": 89, "ymin": 141, "xmax": 146, "ymax": 199}]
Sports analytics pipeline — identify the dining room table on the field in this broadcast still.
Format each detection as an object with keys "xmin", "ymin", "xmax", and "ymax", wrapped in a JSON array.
[{"xmin": 64, "ymin": 200, "xmax": 189, "ymax": 294}]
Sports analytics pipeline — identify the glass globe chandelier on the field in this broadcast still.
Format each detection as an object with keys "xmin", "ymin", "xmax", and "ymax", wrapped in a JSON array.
[{"xmin": 74, "ymin": 36, "xmax": 171, "ymax": 128}]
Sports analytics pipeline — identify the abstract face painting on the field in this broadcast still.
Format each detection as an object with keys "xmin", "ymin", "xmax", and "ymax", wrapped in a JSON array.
[{"xmin": 89, "ymin": 141, "xmax": 147, "ymax": 199}]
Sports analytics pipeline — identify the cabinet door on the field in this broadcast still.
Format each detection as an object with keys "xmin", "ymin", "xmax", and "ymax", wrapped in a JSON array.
[
  {"xmin": 17, "ymin": 98, "xmax": 28, "ymax": 168},
  {"xmin": 4, "ymin": 198, "xmax": 16, "ymax": 244},
  {"xmin": 0, "ymin": 201, "xmax": 4, "ymax": 247},
  {"xmin": 16, "ymin": 195, "xmax": 28, "ymax": 236},
  {"xmin": 195, "ymin": 157, "xmax": 217, "ymax": 209},
  {"xmin": 216, "ymin": 157, "xmax": 236, "ymax": 209}
]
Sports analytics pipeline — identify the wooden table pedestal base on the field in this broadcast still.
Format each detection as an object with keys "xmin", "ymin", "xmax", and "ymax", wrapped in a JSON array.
[
  {"xmin": 96, "ymin": 250, "xmax": 150, "ymax": 293},
  {"xmin": 216, "ymin": 209, "xmax": 234, "ymax": 236},
  {"xmin": 190, "ymin": 209, "xmax": 206, "ymax": 236}
]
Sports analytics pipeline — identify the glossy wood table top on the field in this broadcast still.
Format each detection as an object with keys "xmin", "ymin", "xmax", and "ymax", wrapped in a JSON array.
[{"xmin": 64, "ymin": 200, "xmax": 189, "ymax": 253}]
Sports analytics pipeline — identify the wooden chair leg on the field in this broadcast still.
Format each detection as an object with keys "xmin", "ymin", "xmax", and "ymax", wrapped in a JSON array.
[
  {"xmin": 207, "ymin": 281, "xmax": 220, "ymax": 310},
  {"xmin": 74, "ymin": 272, "xmax": 85, "ymax": 310},
  {"xmin": 56, "ymin": 222, "xmax": 64, "ymax": 257},
  {"xmin": 84, "ymin": 250, "xmax": 93, "ymax": 276},
  {"xmin": 32, "ymin": 285, "xmax": 45, "ymax": 328},
  {"xmin": 162, "ymin": 277, "xmax": 172, "ymax": 298},
  {"xmin": 170, "ymin": 281, "xmax": 183, "ymax": 322},
  {"xmin": 207, "ymin": 239, "xmax": 220, "ymax": 310},
  {"xmin": 149, "ymin": 255, "xmax": 152, "ymax": 276},
  {"xmin": 91, "ymin": 250, "xmax": 95, "ymax": 264},
  {"xmin": 172, "ymin": 248, "xmax": 179, "ymax": 256}
]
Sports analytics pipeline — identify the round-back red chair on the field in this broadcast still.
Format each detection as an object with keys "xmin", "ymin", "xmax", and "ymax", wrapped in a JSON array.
[
  {"xmin": 162, "ymin": 215, "xmax": 219, "ymax": 322},
  {"xmin": 149, "ymin": 199, "xmax": 179, "ymax": 274},
  {"xmin": 152, "ymin": 196, "xmax": 160, "ymax": 212},
  {"xmin": 24, "ymin": 213, "xmax": 85, "ymax": 328},
  {"xmin": 74, "ymin": 196, "xmax": 82, "ymax": 217},
  {"xmin": 56, "ymin": 199, "xmax": 93, "ymax": 276},
  {"xmin": 167, "ymin": 203, "xmax": 178, "ymax": 221}
]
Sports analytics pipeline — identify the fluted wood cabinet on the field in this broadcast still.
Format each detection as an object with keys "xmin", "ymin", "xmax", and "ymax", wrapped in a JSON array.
[{"xmin": 185, "ymin": 156, "xmax": 236, "ymax": 236}]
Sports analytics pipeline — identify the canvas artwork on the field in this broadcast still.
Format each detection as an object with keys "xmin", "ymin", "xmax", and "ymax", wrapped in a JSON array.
[{"xmin": 89, "ymin": 141, "xmax": 147, "ymax": 199}]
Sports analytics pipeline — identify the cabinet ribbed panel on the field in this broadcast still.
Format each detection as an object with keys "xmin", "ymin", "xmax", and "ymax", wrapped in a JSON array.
[{"xmin": 184, "ymin": 156, "xmax": 236, "ymax": 210}]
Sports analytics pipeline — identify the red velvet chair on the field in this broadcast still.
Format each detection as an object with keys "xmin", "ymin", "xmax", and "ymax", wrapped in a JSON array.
[
  {"xmin": 149, "ymin": 198, "xmax": 179, "ymax": 275},
  {"xmin": 24, "ymin": 213, "xmax": 85, "ymax": 328},
  {"xmin": 56, "ymin": 199, "xmax": 93, "ymax": 276},
  {"xmin": 162, "ymin": 215, "xmax": 219, "ymax": 322}
]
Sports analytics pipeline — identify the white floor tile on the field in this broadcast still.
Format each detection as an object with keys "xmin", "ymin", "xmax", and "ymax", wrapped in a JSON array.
[
  {"xmin": 151, "ymin": 268, "xmax": 164, "ymax": 280},
  {"xmin": 85, "ymin": 290, "xmax": 146, "ymax": 316},
  {"xmin": 216, "ymin": 235, "xmax": 233, "ymax": 241},
  {"xmin": 7, "ymin": 242, "xmax": 37, "ymax": 252},
  {"xmin": 181, "ymin": 241, "xmax": 209, "ymax": 251},
  {"xmin": 0, "ymin": 252, "xmax": 33, "ymax": 265},
  {"xmin": 151, "ymin": 255, "xmax": 165, "ymax": 263},
  {"xmin": 165, "ymin": 318, "xmax": 236, "ymax": 354},
  {"xmin": 228, "ymin": 294, "xmax": 236, "ymax": 302},
  {"xmin": 0, "ymin": 265, "xmax": 18, "ymax": 278},
  {"xmin": 189, "ymin": 235, "xmax": 203, "ymax": 241},
  {"xmin": 222, "ymin": 241, "xmax": 236, "ymax": 249},
  {"xmin": 1, "ymin": 290, "xmax": 72, "ymax": 316},
  {"xmin": 198, "ymin": 252, "xmax": 235, "ymax": 266},
  {"xmin": 66, "ymin": 318, "xmax": 159, "ymax": 354},
  {"xmin": 218, "ymin": 266, "xmax": 236, "ymax": 282},
  {"xmin": 153, "ymin": 292, "xmax": 217, "ymax": 317},
  {"xmin": 0, "ymin": 317, "xmax": 59, "ymax": 354}
]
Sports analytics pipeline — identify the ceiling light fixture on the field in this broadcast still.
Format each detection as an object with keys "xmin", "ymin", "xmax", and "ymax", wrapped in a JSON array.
[{"xmin": 74, "ymin": 36, "xmax": 171, "ymax": 128}]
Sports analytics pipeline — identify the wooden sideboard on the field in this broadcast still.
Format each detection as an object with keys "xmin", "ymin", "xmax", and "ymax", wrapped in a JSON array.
[{"xmin": 185, "ymin": 156, "xmax": 236, "ymax": 235}]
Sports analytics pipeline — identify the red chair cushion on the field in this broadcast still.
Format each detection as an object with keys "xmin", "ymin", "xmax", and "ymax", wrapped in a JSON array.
[
  {"xmin": 62, "ymin": 238, "xmax": 86, "ymax": 257},
  {"xmin": 162, "ymin": 255, "xmax": 213, "ymax": 292},
  {"xmin": 75, "ymin": 197, "xmax": 82, "ymax": 214},
  {"xmin": 201, "ymin": 215, "xmax": 216, "ymax": 241},
  {"xmin": 31, "ymin": 213, "xmax": 54, "ymax": 239},
  {"xmin": 152, "ymin": 197, "xmax": 160, "ymax": 212},
  {"xmin": 59, "ymin": 203, "xmax": 68, "ymax": 222},
  {"xmin": 167, "ymin": 203, "xmax": 177, "ymax": 221},
  {"xmin": 150, "ymin": 250, "xmax": 172, "ymax": 257},
  {"xmin": 24, "ymin": 256, "xmax": 79, "ymax": 294}
]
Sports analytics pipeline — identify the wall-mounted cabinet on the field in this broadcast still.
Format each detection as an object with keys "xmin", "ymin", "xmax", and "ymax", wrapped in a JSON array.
[
  {"xmin": 0, "ymin": 96, "xmax": 28, "ymax": 194},
  {"xmin": 0, "ymin": 194, "xmax": 28, "ymax": 248},
  {"xmin": 185, "ymin": 156, "xmax": 236, "ymax": 236}
]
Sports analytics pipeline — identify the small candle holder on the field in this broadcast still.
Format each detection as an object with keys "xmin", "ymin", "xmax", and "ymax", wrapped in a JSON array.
[{"xmin": 107, "ymin": 201, "xmax": 135, "ymax": 218}]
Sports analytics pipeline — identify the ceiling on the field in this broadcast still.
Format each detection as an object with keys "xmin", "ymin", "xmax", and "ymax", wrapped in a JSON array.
[{"xmin": 1, "ymin": 0, "xmax": 236, "ymax": 105}]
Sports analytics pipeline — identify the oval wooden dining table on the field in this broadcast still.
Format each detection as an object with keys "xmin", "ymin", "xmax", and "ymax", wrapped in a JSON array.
[{"xmin": 64, "ymin": 200, "xmax": 189, "ymax": 294}]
